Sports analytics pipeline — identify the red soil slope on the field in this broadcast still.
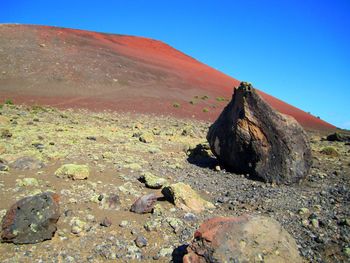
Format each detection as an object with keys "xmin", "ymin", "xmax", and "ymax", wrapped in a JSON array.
[{"xmin": 0, "ymin": 24, "xmax": 335, "ymax": 131}]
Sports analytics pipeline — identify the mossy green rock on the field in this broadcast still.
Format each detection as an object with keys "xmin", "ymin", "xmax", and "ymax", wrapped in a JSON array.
[
  {"xmin": 142, "ymin": 172, "xmax": 168, "ymax": 189},
  {"xmin": 163, "ymin": 182, "xmax": 214, "ymax": 213},
  {"xmin": 55, "ymin": 164, "xmax": 89, "ymax": 180},
  {"xmin": 16, "ymin": 178, "xmax": 39, "ymax": 187}
]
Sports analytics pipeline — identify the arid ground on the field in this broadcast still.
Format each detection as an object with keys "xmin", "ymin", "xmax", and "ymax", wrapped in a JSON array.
[{"xmin": 0, "ymin": 104, "xmax": 349, "ymax": 262}]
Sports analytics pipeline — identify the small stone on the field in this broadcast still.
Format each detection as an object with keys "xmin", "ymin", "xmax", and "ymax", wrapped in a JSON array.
[
  {"xmin": 55, "ymin": 164, "xmax": 90, "ymax": 180},
  {"xmin": 152, "ymin": 204, "xmax": 163, "ymax": 216},
  {"xmin": 158, "ymin": 247, "xmax": 173, "ymax": 258},
  {"xmin": 298, "ymin": 208, "xmax": 309, "ymax": 215},
  {"xmin": 215, "ymin": 165, "xmax": 221, "ymax": 171},
  {"xmin": 311, "ymin": 219, "xmax": 319, "ymax": 228},
  {"xmin": 141, "ymin": 172, "xmax": 168, "ymax": 189},
  {"xmin": 119, "ymin": 220, "xmax": 129, "ymax": 228},
  {"xmin": 135, "ymin": 236, "xmax": 147, "ymax": 248},
  {"xmin": 139, "ymin": 133, "xmax": 153, "ymax": 143},
  {"xmin": 100, "ymin": 217, "xmax": 112, "ymax": 227},
  {"xmin": 167, "ymin": 217, "xmax": 184, "ymax": 233},
  {"xmin": 16, "ymin": 178, "xmax": 39, "ymax": 187},
  {"xmin": 86, "ymin": 136, "xmax": 97, "ymax": 141},
  {"xmin": 70, "ymin": 218, "xmax": 87, "ymax": 234},
  {"xmin": 130, "ymin": 193, "xmax": 158, "ymax": 214},
  {"xmin": 184, "ymin": 213, "xmax": 197, "ymax": 222},
  {"xmin": 144, "ymin": 219, "xmax": 161, "ymax": 232}
]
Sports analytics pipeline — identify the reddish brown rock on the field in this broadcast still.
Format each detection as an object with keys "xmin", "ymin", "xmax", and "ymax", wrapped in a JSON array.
[
  {"xmin": 184, "ymin": 215, "xmax": 302, "ymax": 263},
  {"xmin": 130, "ymin": 193, "xmax": 159, "ymax": 214},
  {"xmin": 1, "ymin": 192, "xmax": 60, "ymax": 244},
  {"xmin": 207, "ymin": 82, "xmax": 312, "ymax": 184}
]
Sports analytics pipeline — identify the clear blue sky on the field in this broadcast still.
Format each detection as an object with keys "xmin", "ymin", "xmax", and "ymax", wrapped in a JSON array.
[{"xmin": 1, "ymin": 0, "xmax": 349, "ymax": 128}]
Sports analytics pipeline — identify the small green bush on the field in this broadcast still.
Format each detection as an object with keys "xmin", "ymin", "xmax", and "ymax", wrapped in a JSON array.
[
  {"xmin": 216, "ymin": 97, "xmax": 226, "ymax": 102},
  {"xmin": 189, "ymin": 100, "xmax": 196, "ymax": 105},
  {"xmin": 201, "ymin": 95, "xmax": 209, "ymax": 100},
  {"xmin": 173, "ymin": 102, "xmax": 180, "ymax": 108},
  {"xmin": 4, "ymin": 99, "xmax": 14, "ymax": 105},
  {"xmin": 320, "ymin": 146, "xmax": 339, "ymax": 157},
  {"xmin": 203, "ymin": 108, "xmax": 209, "ymax": 113}
]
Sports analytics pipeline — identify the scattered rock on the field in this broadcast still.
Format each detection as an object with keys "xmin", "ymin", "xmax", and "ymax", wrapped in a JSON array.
[
  {"xmin": 15, "ymin": 178, "xmax": 39, "ymax": 187},
  {"xmin": 70, "ymin": 217, "xmax": 88, "ymax": 235},
  {"xmin": 167, "ymin": 217, "xmax": 184, "ymax": 233},
  {"xmin": 135, "ymin": 236, "xmax": 148, "ymax": 248},
  {"xmin": 158, "ymin": 247, "xmax": 174, "ymax": 258},
  {"xmin": 326, "ymin": 132, "xmax": 350, "ymax": 142},
  {"xmin": 55, "ymin": 164, "xmax": 90, "ymax": 180},
  {"xmin": 86, "ymin": 136, "xmax": 97, "ymax": 141},
  {"xmin": 144, "ymin": 218, "xmax": 162, "ymax": 232},
  {"xmin": 1, "ymin": 192, "xmax": 60, "ymax": 244},
  {"xmin": 0, "ymin": 128, "xmax": 12, "ymax": 138},
  {"xmin": 100, "ymin": 217, "xmax": 112, "ymax": 227},
  {"xmin": 162, "ymin": 182, "xmax": 214, "ymax": 213},
  {"xmin": 207, "ymin": 82, "xmax": 312, "ymax": 184},
  {"xmin": 184, "ymin": 215, "xmax": 302, "ymax": 263},
  {"xmin": 139, "ymin": 133, "xmax": 153, "ymax": 143},
  {"xmin": 0, "ymin": 159, "xmax": 9, "ymax": 171},
  {"xmin": 130, "ymin": 193, "xmax": 159, "ymax": 214},
  {"xmin": 10, "ymin": 157, "xmax": 44, "ymax": 170},
  {"xmin": 141, "ymin": 172, "xmax": 168, "ymax": 189},
  {"xmin": 119, "ymin": 220, "xmax": 129, "ymax": 228}
]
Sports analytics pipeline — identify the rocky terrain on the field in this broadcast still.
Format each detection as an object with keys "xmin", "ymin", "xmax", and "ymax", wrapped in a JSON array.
[{"xmin": 0, "ymin": 103, "xmax": 349, "ymax": 262}]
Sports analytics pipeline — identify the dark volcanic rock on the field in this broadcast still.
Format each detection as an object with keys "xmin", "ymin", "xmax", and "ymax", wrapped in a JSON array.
[
  {"xmin": 326, "ymin": 132, "xmax": 350, "ymax": 142},
  {"xmin": 1, "ymin": 192, "xmax": 60, "ymax": 244},
  {"xmin": 183, "ymin": 215, "xmax": 302, "ymax": 263},
  {"xmin": 207, "ymin": 82, "xmax": 312, "ymax": 184},
  {"xmin": 130, "ymin": 193, "xmax": 158, "ymax": 214},
  {"xmin": 10, "ymin": 156, "xmax": 44, "ymax": 170}
]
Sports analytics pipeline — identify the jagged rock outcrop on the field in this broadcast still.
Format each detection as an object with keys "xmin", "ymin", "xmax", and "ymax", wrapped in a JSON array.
[{"xmin": 207, "ymin": 82, "xmax": 312, "ymax": 184}]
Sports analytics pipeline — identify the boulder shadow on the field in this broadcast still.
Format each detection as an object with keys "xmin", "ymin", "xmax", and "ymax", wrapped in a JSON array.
[
  {"xmin": 171, "ymin": 244, "xmax": 188, "ymax": 263},
  {"xmin": 186, "ymin": 143, "xmax": 217, "ymax": 169}
]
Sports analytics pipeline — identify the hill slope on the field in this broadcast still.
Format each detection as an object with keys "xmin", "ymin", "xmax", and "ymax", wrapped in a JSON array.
[{"xmin": 0, "ymin": 24, "xmax": 334, "ymax": 130}]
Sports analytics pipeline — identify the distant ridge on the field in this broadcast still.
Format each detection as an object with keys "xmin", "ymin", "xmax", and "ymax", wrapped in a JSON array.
[{"xmin": 0, "ymin": 24, "xmax": 335, "ymax": 131}]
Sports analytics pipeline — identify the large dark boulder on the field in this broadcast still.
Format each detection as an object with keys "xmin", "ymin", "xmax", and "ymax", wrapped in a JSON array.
[
  {"xmin": 1, "ymin": 192, "xmax": 60, "ymax": 244},
  {"xmin": 207, "ymin": 82, "xmax": 312, "ymax": 184},
  {"xmin": 183, "ymin": 215, "xmax": 302, "ymax": 263}
]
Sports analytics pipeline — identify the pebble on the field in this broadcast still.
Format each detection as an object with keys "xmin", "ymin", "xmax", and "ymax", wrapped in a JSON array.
[{"xmin": 134, "ymin": 236, "xmax": 147, "ymax": 248}]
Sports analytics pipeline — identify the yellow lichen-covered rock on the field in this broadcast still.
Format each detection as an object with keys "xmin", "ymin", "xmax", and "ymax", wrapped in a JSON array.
[
  {"xmin": 163, "ymin": 182, "xmax": 214, "ymax": 213},
  {"xmin": 55, "ymin": 164, "xmax": 89, "ymax": 180}
]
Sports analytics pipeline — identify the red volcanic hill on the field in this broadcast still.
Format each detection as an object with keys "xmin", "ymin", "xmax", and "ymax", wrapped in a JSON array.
[{"xmin": 0, "ymin": 24, "xmax": 334, "ymax": 131}]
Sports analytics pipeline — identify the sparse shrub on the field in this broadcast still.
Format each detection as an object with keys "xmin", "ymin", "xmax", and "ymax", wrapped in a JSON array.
[
  {"xmin": 320, "ymin": 146, "xmax": 339, "ymax": 157},
  {"xmin": 216, "ymin": 97, "xmax": 226, "ymax": 102},
  {"xmin": 0, "ymin": 104, "xmax": 3, "ymax": 109},
  {"xmin": 4, "ymin": 99, "xmax": 14, "ymax": 105},
  {"xmin": 194, "ymin": 95, "xmax": 199, "ymax": 99},
  {"xmin": 201, "ymin": 95, "xmax": 209, "ymax": 100},
  {"xmin": 173, "ymin": 102, "xmax": 180, "ymax": 108},
  {"xmin": 189, "ymin": 100, "xmax": 196, "ymax": 105},
  {"xmin": 203, "ymin": 108, "xmax": 209, "ymax": 113},
  {"xmin": 31, "ymin": 104, "xmax": 48, "ymax": 113}
]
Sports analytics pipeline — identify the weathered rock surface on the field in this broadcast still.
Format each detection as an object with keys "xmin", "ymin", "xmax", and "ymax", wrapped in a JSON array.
[
  {"xmin": 326, "ymin": 132, "xmax": 350, "ymax": 142},
  {"xmin": 10, "ymin": 156, "xmax": 44, "ymax": 170},
  {"xmin": 1, "ymin": 192, "xmax": 60, "ymax": 244},
  {"xmin": 162, "ymin": 182, "xmax": 214, "ymax": 213},
  {"xmin": 141, "ymin": 172, "xmax": 168, "ymax": 189},
  {"xmin": 207, "ymin": 82, "xmax": 312, "ymax": 184},
  {"xmin": 55, "ymin": 164, "xmax": 89, "ymax": 180},
  {"xmin": 130, "ymin": 193, "xmax": 159, "ymax": 214},
  {"xmin": 184, "ymin": 215, "xmax": 302, "ymax": 263}
]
